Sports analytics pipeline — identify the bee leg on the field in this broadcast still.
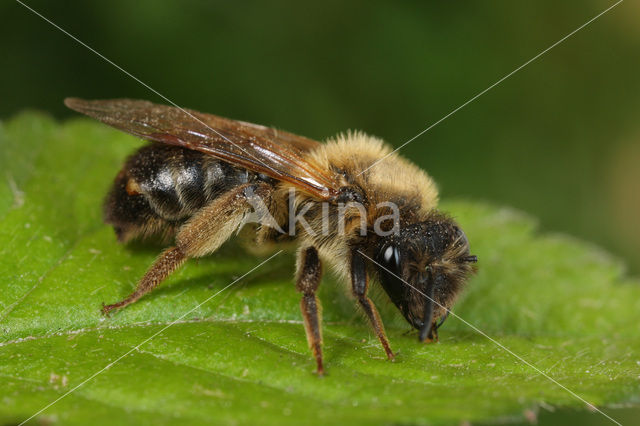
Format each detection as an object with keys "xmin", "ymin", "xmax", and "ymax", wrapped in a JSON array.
[
  {"xmin": 351, "ymin": 249, "xmax": 394, "ymax": 360},
  {"xmin": 295, "ymin": 246, "xmax": 324, "ymax": 375},
  {"xmin": 102, "ymin": 183, "xmax": 272, "ymax": 315},
  {"xmin": 426, "ymin": 311, "xmax": 448, "ymax": 342},
  {"xmin": 102, "ymin": 246, "xmax": 186, "ymax": 315}
]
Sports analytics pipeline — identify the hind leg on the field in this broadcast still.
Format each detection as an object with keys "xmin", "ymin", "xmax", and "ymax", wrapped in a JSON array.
[{"xmin": 102, "ymin": 183, "xmax": 272, "ymax": 315}]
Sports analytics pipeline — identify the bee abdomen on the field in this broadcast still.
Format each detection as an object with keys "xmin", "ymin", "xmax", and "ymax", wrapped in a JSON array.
[{"xmin": 104, "ymin": 143, "xmax": 253, "ymax": 242}]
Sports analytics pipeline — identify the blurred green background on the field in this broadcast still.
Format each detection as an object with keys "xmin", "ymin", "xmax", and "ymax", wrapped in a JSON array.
[
  {"xmin": 2, "ymin": 0, "xmax": 639, "ymax": 272},
  {"xmin": 1, "ymin": 1, "xmax": 639, "ymax": 424}
]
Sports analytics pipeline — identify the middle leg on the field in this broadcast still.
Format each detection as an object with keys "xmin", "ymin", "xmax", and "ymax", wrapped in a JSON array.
[
  {"xmin": 351, "ymin": 248, "xmax": 394, "ymax": 359},
  {"xmin": 295, "ymin": 246, "xmax": 324, "ymax": 375}
]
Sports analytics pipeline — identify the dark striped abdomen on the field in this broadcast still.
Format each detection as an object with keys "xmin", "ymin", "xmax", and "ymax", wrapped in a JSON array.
[{"xmin": 104, "ymin": 143, "xmax": 260, "ymax": 242}]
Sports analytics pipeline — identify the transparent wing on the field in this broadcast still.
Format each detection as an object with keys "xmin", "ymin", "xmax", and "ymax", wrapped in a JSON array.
[{"xmin": 65, "ymin": 98, "xmax": 340, "ymax": 199}]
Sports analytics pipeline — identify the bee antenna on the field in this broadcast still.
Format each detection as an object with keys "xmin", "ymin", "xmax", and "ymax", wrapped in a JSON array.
[
  {"xmin": 419, "ymin": 275, "xmax": 436, "ymax": 342},
  {"xmin": 462, "ymin": 255, "xmax": 478, "ymax": 263}
]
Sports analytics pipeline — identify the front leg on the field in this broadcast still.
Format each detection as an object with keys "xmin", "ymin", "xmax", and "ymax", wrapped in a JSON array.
[
  {"xmin": 295, "ymin": 246, "xmax": 324, "ymax": 375},
  {"xmin": 351, "ymin": 249, "xmax": 394, "ymax": 360}
]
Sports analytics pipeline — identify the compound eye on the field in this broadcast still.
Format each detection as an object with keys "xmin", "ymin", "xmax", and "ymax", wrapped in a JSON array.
[
  {"xmin": 376, "ymin": 243, "xmax": 411, "ymax": 323},
  {"xmin": 381, "ymin": 245, "xmax": 401, "ymax": 272},
  {"xmin": 454, "ymin": 227, "xmax": 469, "ymax": 248}
]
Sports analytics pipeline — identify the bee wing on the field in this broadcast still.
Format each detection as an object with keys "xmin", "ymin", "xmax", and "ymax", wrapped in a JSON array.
[{"xmin": 65, "ymin": 98, "xmax": 340, "ymax": 199}]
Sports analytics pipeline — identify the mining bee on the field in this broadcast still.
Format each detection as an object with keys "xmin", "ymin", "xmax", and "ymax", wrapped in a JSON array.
[{"xmin": 66, "ymin": 98, "xmax": 477, "ymax": 374}]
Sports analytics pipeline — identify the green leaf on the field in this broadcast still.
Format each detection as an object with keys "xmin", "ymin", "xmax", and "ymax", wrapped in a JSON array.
[{"xmin": 1, "ymin": 113, "xmax": 639, "ymax": 425}]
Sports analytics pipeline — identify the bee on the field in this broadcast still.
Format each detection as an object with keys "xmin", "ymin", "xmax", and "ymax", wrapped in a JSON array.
[{"xmin": 65, "ymin": 98, "xmax": 477, "ymax": 375}]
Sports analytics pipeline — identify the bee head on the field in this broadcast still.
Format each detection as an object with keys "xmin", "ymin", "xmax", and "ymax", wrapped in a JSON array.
[{"xmin": 374, "ymin": 213, "xmax": 477, "ymax": 341}]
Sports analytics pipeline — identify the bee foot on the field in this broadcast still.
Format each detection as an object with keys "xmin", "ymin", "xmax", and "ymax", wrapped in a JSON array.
[{"xmin": 101, "ymin": 302, "xmax": 118, "ymax": 317}]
